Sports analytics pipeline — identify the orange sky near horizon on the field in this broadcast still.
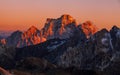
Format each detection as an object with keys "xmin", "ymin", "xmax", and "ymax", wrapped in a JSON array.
[{"xmin": 0, "ymin": 0, "xmax": 120, "ymax": 31}]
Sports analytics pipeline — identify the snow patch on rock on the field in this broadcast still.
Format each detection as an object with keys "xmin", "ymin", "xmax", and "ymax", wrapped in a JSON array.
[
  {"xmin": 116, "ymin": 30, "xmax": 120, "ymax": 39},
  {"xmin": 101, "ymin": 33, "xmax": 113, "ymax": 51},
  {"xmin": 47, "ymin": 41, "xmax": 66, "ymax": 52}
]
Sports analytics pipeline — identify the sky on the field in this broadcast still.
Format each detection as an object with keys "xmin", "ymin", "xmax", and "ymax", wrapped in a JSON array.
[{"xmin": 0, "ymin": 0, "xmax": 120, "ymax": 31}]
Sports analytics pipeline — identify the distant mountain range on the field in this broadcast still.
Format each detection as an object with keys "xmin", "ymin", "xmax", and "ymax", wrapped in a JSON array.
[
  {"xmin": 0, "ymin": 14, "xmax": 120, "ymax": 75},
  {"xmin": 0, "ymin": 31, "xmax": 12, "ymax": 38},
  {"xmin": 0, "ymin": 14, "xmax": 98, "ymax": 48}
]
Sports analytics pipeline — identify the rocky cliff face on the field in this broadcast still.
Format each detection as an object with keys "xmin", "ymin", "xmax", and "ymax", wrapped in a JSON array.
[
  {"xmin": 17, "ymin": 26, "xmax": 46, "ymax": 48},
  {"xmin": 2, "ymin": 14, "xmax": 85, "ymax": 48},
  {"xmin": 1, "ymin": 14, "xmax": 120, "ymax": 75},
  {"xmin": 1, "ymin": 26, "xmax": 46, "ymax": 48},
  {"xmin": 110, "ymin": 25, "xmax": 120, "ymax": 51},
  {"xmin": 56, "ymin": 26, "xmax": 120, "ymax": 71},
  {"xmin": 41, "ymin": 14, "xmax": 77, "ymax": 39},
  {"xmin": 0, "ymin": 14, "xmax": 99, "ymax": 48},
  {"xmin": 6, "ymin": 30, "xmax": 23, "ymax": 47},
  {"xmin": 81, "ymin": 21, "xmax": 98, "ymax": 38},
  {"xmin": 0, "ymin": 25, "xmax": 120, "ymax": 75},
  {"xmin": 0, "ymin": 15, "xmax": 77, "ymax": 48}
]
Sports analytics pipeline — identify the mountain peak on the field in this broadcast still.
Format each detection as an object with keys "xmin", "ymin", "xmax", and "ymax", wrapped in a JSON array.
[
  {"xmin": 81, "ymin": 21, "xmax": 98, "ymax": 38},
  {"xmin": 46, "ymin": 18, "xmax": 54, "ymax": 24},
  {"xmin": 111, "ymin": 25, "xmax": 119, "ymax": 31},
  {"xmin": 100, "ymin": 28, "xmax": 109, "ymax": 33},
  {"xmin": 60, "ymin": 14, "xmax": 76, "ymax": 25},
  {"xmin": 10, "ymin": 30, "xmax": 23, "ymax": 37},
  {"xmin": 28, "ymin": 25, "xmax": 38, "ymax": 31},
  {"xmin": 60, "ymin": 14, "xmax": 73, "ymax": 19},
  {"xmin": 41, "ymin": 14, "xmax": 77, "ymax": 39},
  {"xmin": 27, "ymin": 26, "xmax": 39, "ymax": 34},
  {"xmin": 110, "ymin": 25, "xmax": 120, "ymax": 40}
]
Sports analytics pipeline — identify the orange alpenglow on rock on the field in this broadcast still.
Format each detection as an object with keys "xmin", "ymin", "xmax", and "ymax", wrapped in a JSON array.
[
  {"xmin": 18, "ymin": 26, "xmax": 46, "ymax": 47},
  {"xmin": 61, "ymin": 14, "xmax": 76, "ymax": 26},
  {"xmin": 46, "ymin": 21, "xmax": 54, "ymax": 37},
  {"xmin": 59, "ymin": 14, "xmax": 77, "ymax": 35},
  {"xmin": 41, "ymin": 14, "xmax": 77, "ymax": 39},
  {"xmin": 81, "ymin": 21, "xmax": 98, "ymax": 38},
  {"xmin": 0, "ymin": 39, "xmax": 6, "ymax": 45}
]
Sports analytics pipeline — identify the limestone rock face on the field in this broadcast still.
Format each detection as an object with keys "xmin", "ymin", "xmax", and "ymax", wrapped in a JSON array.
[
  {"xmin": 56, "ymin": 26, "xmax": 120, "ymax": 71},
  {"xmin": 6, "ymin": 30, "xmax": 23, "ymax": 47},
  {"xmin": 1, "ymin": 14, "xmax": 80, "ymax": 48},
  {"xmin": 0, "ymin": 25, "xmax": 120, "ymax": 75},
  {"xmin": 41, "ymin": 14, "xmax": 77, "ymax": 39},
  {"xmin": 110, "ymin": 25, "xmax": 120, "ymax": 51},
  {"xmin": 18, "ymin": 26, "xmax": 46, "ymax": 48},
  {"xmin": 81, "ymin": 21, "xmax": 98, "ymax": 38},
  {"xmin": 16, "ymin": 14, "xmax": 78, "ymax": 48},
  {"xmin": 0, "ymin": 15, "xmax": 98, "ymax": 48}
]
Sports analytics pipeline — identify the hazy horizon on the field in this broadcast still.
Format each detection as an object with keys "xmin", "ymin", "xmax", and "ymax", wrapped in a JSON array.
[{"xmin": 0, "ymin": 0, "xmax": 120, "ymax": 31}]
